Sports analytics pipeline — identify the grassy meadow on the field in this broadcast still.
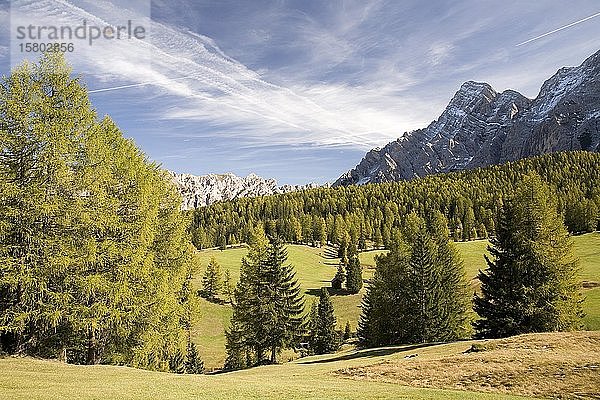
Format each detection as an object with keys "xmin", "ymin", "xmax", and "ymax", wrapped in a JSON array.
[
  {"xmin": 2, "ymin": 331, "xmax": 597, "ymax": 400},
  {"xmin": 192, "ymin": 233, "xmax": 600, "ymax": 369}
]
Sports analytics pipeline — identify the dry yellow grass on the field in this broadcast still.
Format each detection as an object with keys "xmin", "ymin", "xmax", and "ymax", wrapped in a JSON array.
[{"xmin": 335, "ymin": 331, "xmax": 600, "ymax": 399}]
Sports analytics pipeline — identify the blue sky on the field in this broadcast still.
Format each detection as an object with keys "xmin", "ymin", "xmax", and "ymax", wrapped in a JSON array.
[{"xmin": 1, "ymin": 0, "xmax": 599, "ymax": 184}]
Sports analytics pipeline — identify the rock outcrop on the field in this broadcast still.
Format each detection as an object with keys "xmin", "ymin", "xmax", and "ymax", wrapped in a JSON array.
[
  {"xmin": 170, "ymin": 172, "xmax": 320, "ymax": 209},
  {"xmin": 335, "ymin": 49, "xmax": 600, "ymax": 186}
]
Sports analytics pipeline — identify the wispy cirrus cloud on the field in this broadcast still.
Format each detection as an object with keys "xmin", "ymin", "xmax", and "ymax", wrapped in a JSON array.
[{"xmin": 9, "ymin": 0, "xmax": 425, "ymax": 150}]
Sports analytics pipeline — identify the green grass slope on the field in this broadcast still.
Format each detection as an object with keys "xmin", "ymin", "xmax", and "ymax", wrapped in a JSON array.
[
  {"xmin": 4, "ymin": 331, "xmax": 597, "ymax": 400},
  {"xmin": 0, "ymin": 345, "xmax": 529, "ymax": 400},
  {"xmin": 572, "ymin": 233, "xmax": 600, "ymax": 330}
]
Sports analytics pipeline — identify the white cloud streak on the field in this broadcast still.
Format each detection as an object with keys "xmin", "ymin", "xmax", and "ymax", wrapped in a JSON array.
[
  {"xmin": 88, "ymin": 75, "xmax": 196, "ymax": 93},
  {"xmin": 9, "ymin": 0, "xmax": 429, "ymax": 150},
  {"xmin": 516, "ymin": 10, "xmax": 600, "ymax": 46}
]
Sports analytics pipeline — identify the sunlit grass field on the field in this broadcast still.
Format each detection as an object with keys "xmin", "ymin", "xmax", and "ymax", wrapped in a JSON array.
[
  {"xmin": 0, "ymin": 343, "xmax": 527, "ymax": 400},
  {"xmin": 3, "ymin": 331, "xmax": 598, "ymax": 400},
  {"xmin": 192, "ymin": 233, "xmax": 600, "ymax": 369}
]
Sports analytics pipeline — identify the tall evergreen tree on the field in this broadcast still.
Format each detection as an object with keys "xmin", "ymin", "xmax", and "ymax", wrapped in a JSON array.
[
  {"xmin": 358, "ymin": 232, "xmax": 411, "ymax": 347},
  {"xmin": 185, "ymin": 342, "xmax": 205, "ymax": 374},
  {"xmin": 169, "ymin": 349, "xmax": 186, "ymax": 374},
  {"xmin": 373, "ymin": 228, "xmax": 384, "ymax": 248},
  {"xmin": 201, "ymin": 257, "xmax": 222, "ymax": 301},
  {"xmin": 225, "ymin": 229, "xmax": 305, "ymax": 368},
  {"xmin": 223, "ymin": 319, "xmax": 247, "ymax": 371},
  {"xmin": 308, "ymin": 288, "xmax": 340, "ymax": 354},
  {"xmin": 358, "ymin": 213, "xmax": 469, "ymax": 346},
  {"xmin": 264, "ymin": 237, "xmax": 306, "ymax": 363},
  {"xmin": 223, "ymin": 269, "xmax": 235, "ymax": 304},
  {"xmin": 474, "ymin": 173, "xmax": 584, "ymax": 338},
  {"xmin": 346, "ymin": 256, "xmax": 363, "ymax": 294},
  {"xmin": 343, "ymin": 321, "xmax": 352, "ymax": 341},
  {"xmin": 463, "ymin": 206, "xmax": 476, "ymax": 241}
]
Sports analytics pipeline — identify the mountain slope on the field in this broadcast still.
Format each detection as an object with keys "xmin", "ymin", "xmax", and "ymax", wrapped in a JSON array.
[
  {"xmin": 170, "ymin": 172, "xmax": 319, "ymax": 209},
  {"xmin": 335, "ymin": 49, "xmax": 600, "ymax": 186}
]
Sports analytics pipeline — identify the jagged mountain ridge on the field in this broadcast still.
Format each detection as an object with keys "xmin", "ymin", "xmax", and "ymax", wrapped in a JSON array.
[
  {"xmin": 335, "ymin": 49, "xmax": 600, "ymax": 186},
  {"xmin": 170, "ymin": 171, "xmax": 320, "ymax": 209}
]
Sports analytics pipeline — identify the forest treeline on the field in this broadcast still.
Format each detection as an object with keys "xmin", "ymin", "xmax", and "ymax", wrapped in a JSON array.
[{"xmin": 191, "ymin": 151, "xmax": 600, "ymax": 250}]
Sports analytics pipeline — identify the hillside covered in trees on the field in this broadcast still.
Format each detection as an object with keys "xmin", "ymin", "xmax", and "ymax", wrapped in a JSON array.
[{"xmin": 191, "ymin": 151, "xmax": 600, "ymax": 250}]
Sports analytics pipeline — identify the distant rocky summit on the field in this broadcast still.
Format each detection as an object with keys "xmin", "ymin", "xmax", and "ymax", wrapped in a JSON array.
[
  {"xmin": 169, "ymin": 171, "xmax": 320, "ymax": 209},
  {"xmin": 335, "ymin": 49, "xmax": 600, "ymax": 186}
]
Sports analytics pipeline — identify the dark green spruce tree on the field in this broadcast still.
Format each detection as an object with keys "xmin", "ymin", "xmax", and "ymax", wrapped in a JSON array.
[
  {"xmin": 346, "ymin": 255, "xmax": 363, "ymax": 294},
  {"xmin": 225, "ymin": 226, "xmax": 270, "ymax": 366},
  {"xmin": 343, "ymin": 321, "xmax": 352, "ymax": 341},
  {"xmin": 358, "ymin": 230, "xmax": 410, "ymax": 347},
  {"xmin": 185, "ymin": 342, "xmax": 205, "ymax": 374},
  {"xmin": 223, "ymin": 319, "xmax": 247, "ymax": 370},
  {"xmin": 201, "ymin": 257, "xmax": 222, "ymax": 301},
  {"xmin": 169, "ymin": 349, "xmax": 186, "ymax": 374},
  {"xmin": 264, "ymin": 237, "xmax": 306, "ymax": 363},
  {"xmin": 474, "ymin": 173, "xmax": 584, "ymax": 338},
  {"xmin": 358, "ymin": 214, "xmax": 469, "ymax": 346},
  {"xmin": 224, "ymin": 228, "xmax": 306, "ymax": 369},
  {"xmin": 345, "ymin": 239, "xmax": 362, "ymax": 294},
  {"xmin": 309, "ymin": 288, "xmax": 340, "ymax": 354}
]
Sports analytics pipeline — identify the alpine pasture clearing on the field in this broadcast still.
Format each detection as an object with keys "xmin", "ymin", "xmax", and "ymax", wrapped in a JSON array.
[
  {"xmin": 192, "ymin": 233, "xmax": 600, "ymax": 369},
  {"xmin": 336, "ymin": 331, "xmax": 600, "ymax": 399}
]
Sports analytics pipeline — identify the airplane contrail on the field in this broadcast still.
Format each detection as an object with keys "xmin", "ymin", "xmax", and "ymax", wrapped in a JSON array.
[
  {"xmin": 516, "ymin": 10, "xmax": 600, "ymax": 46},
  {"xmin": 88, "ymin": 75, "xmax": 196, "ymax": 93}
]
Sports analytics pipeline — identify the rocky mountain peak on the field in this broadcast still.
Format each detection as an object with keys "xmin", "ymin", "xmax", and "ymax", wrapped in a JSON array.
[
  {"xmin": 450, "ymin": 81, "xmax": 496, "ymax": 106},
  {"xmin": 170, "ymin": 171, "xmax": 321, "ymax": 209},
  {"xmin": 334, "ymin": 48, "xmax": 600, "ymax": 187}
]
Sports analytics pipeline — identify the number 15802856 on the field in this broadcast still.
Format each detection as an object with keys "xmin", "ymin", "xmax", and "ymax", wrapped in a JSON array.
[{"xmin": 18, "ymin": 42, "xmax": 75, "ymax": 53}]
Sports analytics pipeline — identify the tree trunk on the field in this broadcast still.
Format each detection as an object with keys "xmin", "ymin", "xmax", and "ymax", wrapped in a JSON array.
[
  {"xmin": 87, "ymin": 329, "xmax": 96, "ymax": 365},
  {"xmin": 256, "ymin": 346, "xmax": 263, "ymax": 365},
  {"xmin": 58, "ymin": 346, "xmax": 67, "ymax": 363},
  {"xmin": 270, "ymin": 346, "xmax": 276, "ymax": 364}
]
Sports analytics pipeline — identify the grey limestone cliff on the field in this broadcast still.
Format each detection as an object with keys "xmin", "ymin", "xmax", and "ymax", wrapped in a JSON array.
[{"xmin": 335, "ymin": 49, "xmax": 600, "ymax": 186}]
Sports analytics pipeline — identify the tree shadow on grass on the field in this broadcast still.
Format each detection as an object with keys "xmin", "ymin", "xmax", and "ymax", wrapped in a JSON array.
[
  {"xmin": 297, "ymin": 342, "xmax": 442, "ymax": 365},
  {"xmin": 323, "ymin": 247, "xmax": 339, "ymax": 259},
  {"xmin": 305, "ymin": 287, "xmax": 351, "ymax": 297}
]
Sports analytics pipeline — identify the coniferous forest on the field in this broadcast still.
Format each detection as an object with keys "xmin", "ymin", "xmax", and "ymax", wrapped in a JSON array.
[{"xmin": 190, "ymin": 151, "xmax": 600, "ymax": 250}]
